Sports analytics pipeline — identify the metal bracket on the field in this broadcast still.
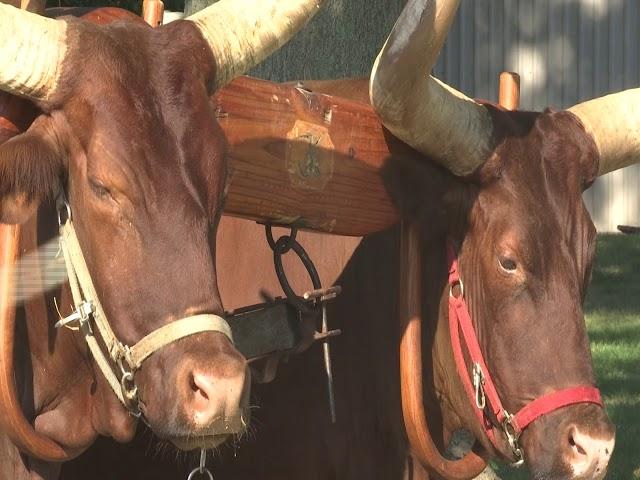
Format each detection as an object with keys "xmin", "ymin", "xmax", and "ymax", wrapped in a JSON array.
[{"xmin": 54, "ymin": 300, "xmax": 94, "ymax": 332}]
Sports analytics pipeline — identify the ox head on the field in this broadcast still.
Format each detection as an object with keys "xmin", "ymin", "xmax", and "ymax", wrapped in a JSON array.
[
  {"xmin": 370, "ymin": 0, "xmax": 639, "ymax": 478},
  {"xmin": 0, "ymin": 0, "xmax": 322, "ymax": 459}
]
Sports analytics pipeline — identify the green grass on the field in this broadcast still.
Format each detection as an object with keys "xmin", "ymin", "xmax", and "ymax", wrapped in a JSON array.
[{"xmin": 494, "ymin": 233, "xmax": 640, "ymax": 479}]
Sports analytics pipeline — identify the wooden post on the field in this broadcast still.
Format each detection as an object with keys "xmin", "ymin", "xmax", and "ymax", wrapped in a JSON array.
[
  {"xmin": 499, "ymin": 71, "xmax": 521, "ymax": 110},
  {"xmin": 143, "ymin": 0, "xmax": 164, "ymax": 27}
]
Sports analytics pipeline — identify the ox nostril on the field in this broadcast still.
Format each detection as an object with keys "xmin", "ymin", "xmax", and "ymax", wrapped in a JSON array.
[
  {"xmin": 190, "ymin": 372, "xmax": 212, "ymax": 411},
  {"xmin": 190, "ymin": 371, "xmax": 218, "ymax": 413},
  {"xmin": 563, "ymin": 424, "xmax": 615, "ymax": 479},
  {"xmin": 568, "ymin": 428, "xmax": 587, "ymax": 457}
]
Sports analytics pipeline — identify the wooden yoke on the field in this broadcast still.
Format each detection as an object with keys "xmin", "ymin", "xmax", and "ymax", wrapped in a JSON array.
[
  {"xmin": 398, "ymin": 72, "xmax": 521, "ymax": 479},
  {"xmin": 215, "ymin": 76, "xmax": 403, "ymax": 236}
]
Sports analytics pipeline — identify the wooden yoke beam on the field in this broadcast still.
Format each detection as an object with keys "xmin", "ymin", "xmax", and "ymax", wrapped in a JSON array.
[{"xmin": 214, "ymin": 76, "xmax": 404, "ymax": 236}]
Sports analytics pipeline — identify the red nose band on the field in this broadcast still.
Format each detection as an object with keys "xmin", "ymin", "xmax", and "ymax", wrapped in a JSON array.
[{"xmin": 447, "ymin": 241, "xmax": 604, "ymax": 464}]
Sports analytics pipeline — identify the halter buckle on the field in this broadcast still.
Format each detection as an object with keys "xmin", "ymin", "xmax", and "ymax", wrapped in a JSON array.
[
  {"xmin": 502, "ymin": 411, "xmax": 525, "ymax": 467},
  {"xmin": 57, "ymin": 199, "xmax": 72, "ymax": 227},
  {"xmin": 472, "ymin": 363, "xmax": 486, "ymax": 410},
  {"xmin": 117, "ymin": 357, "xmax": 140, "ymax": 416},
  {"xmin": 54, "ymin": 300, "xmax": 94, "ymax": 332},
  {"xmin": 449, "ymin": 278, "xmax": 464, "ymax": 299}
]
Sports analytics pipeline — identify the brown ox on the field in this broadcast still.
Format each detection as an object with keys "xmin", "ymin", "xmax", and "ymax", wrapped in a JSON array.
[
  {"xmin": 62, "ymin": 0, "xmax": 640, "ymax": 479},
  {"xmin": 0, "ymin": 1, "xmax": 324, "ymax": 479}
]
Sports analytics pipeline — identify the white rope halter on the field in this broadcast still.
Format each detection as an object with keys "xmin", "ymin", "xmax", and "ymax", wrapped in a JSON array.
[{"xmin": 55, "ymin": 192, "xmax": 233, "ymax": 415}]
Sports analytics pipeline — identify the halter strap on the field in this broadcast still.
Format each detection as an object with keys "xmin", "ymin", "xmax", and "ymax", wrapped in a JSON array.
[
  {"xmin": 56, "ymin": 193, "xmax": 233, "ymax": 414},
  {"xmin": 446, "ymin": 242, "xmax": 603, "ymax": 465}
]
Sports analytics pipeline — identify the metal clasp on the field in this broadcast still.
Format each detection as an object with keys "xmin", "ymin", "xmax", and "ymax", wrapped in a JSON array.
[
  {"xmin": 116, "ymin": 357, "xmax": 140, "ymax": 416},
  {"xmin": 57, "ymin": 200, "xmax": 72, "ymax": 227},
  {"xmin": 472, "ymin": 363, "xmax": 486, "ymax": 410},
  {"xmin": 502, "ymin": 411, "xmax": 525, "ymax": 467},
  {"xmin": 449, "ymin": 278, "xmax": 465, "ymax": 299},
  {"xmin": 54, "ymin": 300, "xmax": 94, "ymax": 332}
]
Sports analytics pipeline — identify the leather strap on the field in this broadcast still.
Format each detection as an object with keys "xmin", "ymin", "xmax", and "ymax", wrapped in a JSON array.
[
  {"xmin": 512, "ymin": 386, "xmax": 602, "ymax": 433},
  {"xmin": 127, "ymin": 314, "xmax": 233, "ymax": 369}
]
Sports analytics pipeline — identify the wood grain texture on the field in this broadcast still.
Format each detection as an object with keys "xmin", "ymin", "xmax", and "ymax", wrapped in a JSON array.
[{"xmin": 215, "ymin": 76, "xmax": 406, "ymax": 236}]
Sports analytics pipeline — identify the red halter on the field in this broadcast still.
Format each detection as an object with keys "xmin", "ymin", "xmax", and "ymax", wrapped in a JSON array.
[{"xmin": 447, "ymin": 242, "xmax": 603, "ymax": 465}]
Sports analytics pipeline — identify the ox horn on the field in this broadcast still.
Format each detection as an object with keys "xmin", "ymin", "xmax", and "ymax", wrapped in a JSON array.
[
  {"xmin": 186, "ymin": 0, "xmax": 324, "ymax": 90},
  {"xmin": 568, "ymin": 89, "xmax": 640, "ymax": 176},
  {"xmin": 370, "ymin": 0, "xmax": 494, "ymax": 176},
  {"xmin": 0, "ymin": 4, "xmax": 70, "ymax": 102}
]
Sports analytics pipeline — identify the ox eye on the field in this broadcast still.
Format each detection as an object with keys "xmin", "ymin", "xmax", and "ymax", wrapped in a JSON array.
[
  {"xmin": 89, "ymin": 178, "xmax": 113, "ymax": 200},
  {"xmin": 498, "ymin": 256, "xmax": 517, "ymax": 273}
]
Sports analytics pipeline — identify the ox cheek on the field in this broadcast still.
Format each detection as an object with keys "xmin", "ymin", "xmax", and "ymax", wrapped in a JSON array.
[
  {"xmin": 520, "ymin": 404, "xmax": 614, "ymax": 480},
  {"xmin": 134, "ymin": 331, "xmax": 250, "ymax": 450}
]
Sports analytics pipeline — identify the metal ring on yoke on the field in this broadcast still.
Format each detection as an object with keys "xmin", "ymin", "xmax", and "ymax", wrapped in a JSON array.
[
  {"xmin": 265, "ymin": 224, "xmax": 297, "ymax": 253},
  {"xmin": 273, "ymin": 236, "xmax": 321, "ymax": 314}
]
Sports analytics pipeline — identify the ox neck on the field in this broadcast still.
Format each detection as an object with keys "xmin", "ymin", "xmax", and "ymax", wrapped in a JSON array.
[
  {"xmin": 54, "ymin": 191, "xmax": 234, "ymax": 417},
  {"xmin": 446, "ymin": 241, "xmax": 603, "ymax": 466}
]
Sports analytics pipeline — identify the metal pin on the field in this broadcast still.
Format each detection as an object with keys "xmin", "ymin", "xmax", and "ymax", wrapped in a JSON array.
[
  {"xmin": 322, "ymin": 304, "xmax": 337, "ymax": 423},
  {"xmin": 200, "ymin": 448, "xmax": 207, "ymax": 473},
  {"xmin": 303, "ymin": 285, "xmax": 342, "ymax": 302}
]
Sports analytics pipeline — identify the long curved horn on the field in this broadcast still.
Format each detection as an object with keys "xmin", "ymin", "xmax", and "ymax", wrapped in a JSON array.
[
  {"xmin": 186, "ymin": 0, "xmax": 323, "ymax": 90},
  {"xmin": 568, "ymin": 89, "xmax": 640, "ymax": 176},
  {"xmin": 0, "ymin": 4, "xmax": 70, "ymax": 102},
  {"xmin": 399, "ymin": 222, "xmax": 488, "ymax": 478},
  {"xmin": 370, "ymin": 0, "xmax": 493, "ymax": 176}
]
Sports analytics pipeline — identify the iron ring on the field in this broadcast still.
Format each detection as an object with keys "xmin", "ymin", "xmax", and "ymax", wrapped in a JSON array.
[
  {"xmin": 265, "ymin": 225, "xmax": 298, "ymax": 254},
  {"xmin": 273, "ymin": 236, "xmax": 321, "ymax": 314},
  {"xmin": 187, "ymin": 467, "xmax": 214, "ymax": 480}
]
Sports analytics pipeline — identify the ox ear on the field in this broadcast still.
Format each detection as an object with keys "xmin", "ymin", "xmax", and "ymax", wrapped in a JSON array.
[
  {"xmin": 0, "ymin": 115, "xmax": 64, "ymax": 224},
  {"xmin": 382, "ymin": 154, "xmax": 470, "ymax": 233}
]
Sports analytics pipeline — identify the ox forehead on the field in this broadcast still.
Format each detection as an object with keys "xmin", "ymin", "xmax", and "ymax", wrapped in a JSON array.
[{"xmin": 0, "ymin": 0, "xmax": 324, "ymax": 471}]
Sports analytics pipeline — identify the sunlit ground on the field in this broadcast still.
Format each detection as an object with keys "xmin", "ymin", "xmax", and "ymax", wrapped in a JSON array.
[{"xmin": 494, "ymin": 233, "xmax": 640, "ymax": 480}]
